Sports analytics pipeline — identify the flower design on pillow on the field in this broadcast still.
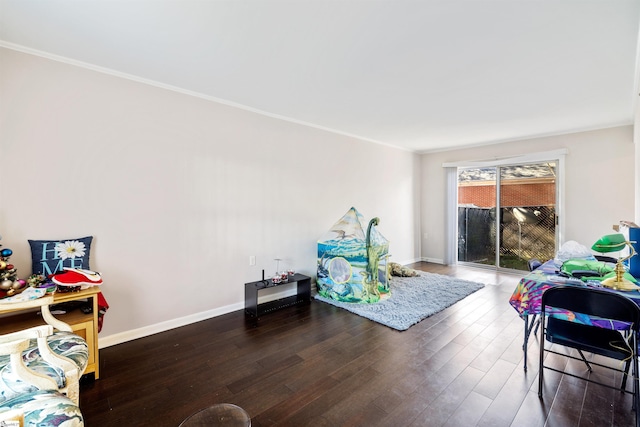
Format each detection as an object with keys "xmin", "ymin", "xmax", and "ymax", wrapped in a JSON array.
[{"xmin": 55, "ymin": 240, "xmax": 87, "ymax": 260}]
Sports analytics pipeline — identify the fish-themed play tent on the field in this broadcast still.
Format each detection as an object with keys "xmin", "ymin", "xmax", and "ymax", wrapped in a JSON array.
[{"xmin": 317, "ymin": 207, "xmax": 390, "ymax": 303}]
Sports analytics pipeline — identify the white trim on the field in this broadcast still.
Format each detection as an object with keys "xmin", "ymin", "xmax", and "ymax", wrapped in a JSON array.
[
  {"xmin": 101, "ymin": 254, "xmax": 435, "ymax": 348},
  {"xmin": 442, "ymin": 149, "xmax": 569, "ymax": 168},
  {"xmin": 98, "ymin": 287, "xmax": 298, "ymax": 348},
  {"xmin": 556, "ymin": 153, "xmax": 566, "ymax": 245},
  {"xmin": 444, "ymin": 167, "xmax": 458, "ymax": 265},
  {"xmin": 99, "ymin": 302, "xmax": 242, "ymax": 348},
  {"xmin": 422, "ymin": 257, "xmax": 445, "ymax": 264},
  {"xmin": 636, "ymin": 112, "xmax": 640, "ymax": 224},
  {"xmin": 635, "ymin": 5, "xmax": 640, "ymax": 224},
  {"xmin": 633, "ymin": 5, "xmax": 640, "ymax": 120},
  {"xmin": 419, "ymin": 125, "xmax": 627, "ymax": 154},
  {"xmin": 443, "ymin": 150, "xmax": 566, "ymax": 266},
  {"xmin": 398, "ymin": 258, "xmax": 423, "ymax": 265},
  {"xmin": 0, "ymin": 41, "xmax": 412, "ymax": 153}
]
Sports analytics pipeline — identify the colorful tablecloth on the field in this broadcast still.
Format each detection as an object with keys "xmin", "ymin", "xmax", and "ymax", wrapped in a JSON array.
[{"xmin": 509, "ymin": 259, "xmax": 640, "ymax": 330}]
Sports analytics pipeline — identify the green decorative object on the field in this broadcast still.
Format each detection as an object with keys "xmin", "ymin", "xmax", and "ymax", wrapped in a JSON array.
[
  {"xmin": 561, "ymin": 259, "xmax": 614, "ymax": 276},
  {"xmin": 591, "ymin": 233, "xmax": 628, "ymax": 252},
  {"xmin": 591, "ymin": 233, "xmax": 638, "ymax": 291}
]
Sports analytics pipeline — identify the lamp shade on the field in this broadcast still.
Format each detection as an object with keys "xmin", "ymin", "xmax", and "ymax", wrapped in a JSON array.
[{"xmin": 592, "ymin": 233, "xmax": 627, "ymax": 253}]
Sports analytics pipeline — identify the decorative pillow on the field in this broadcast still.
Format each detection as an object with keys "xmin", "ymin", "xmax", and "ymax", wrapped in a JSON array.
[
  {"xmin": 28, "ymin": 236, "xmax": 93, "ymax": 277},
  {"xmin": 389, "ymin": 262, "xmax": 420, "ymax": 277}
]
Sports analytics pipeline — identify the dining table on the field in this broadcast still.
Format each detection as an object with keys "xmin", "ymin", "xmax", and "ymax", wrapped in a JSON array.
[{"xmin": 508, "ymin": 259, "xmax": 640, "ymax": 371}]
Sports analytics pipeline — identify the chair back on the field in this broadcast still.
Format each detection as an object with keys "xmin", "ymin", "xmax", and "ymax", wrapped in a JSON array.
[
  {"xmin": 542, "ymin": 285, "xmax": 640, "ymax": 329},
  {"xmin": 527, "ymin": 259, "xmax": 542, "ymax": 271}
]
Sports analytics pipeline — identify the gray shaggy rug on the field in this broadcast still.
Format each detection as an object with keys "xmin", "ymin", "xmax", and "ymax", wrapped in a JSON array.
[{"xmin": 314, "ymin": 273, "xmax": 485, "ymax": 331}]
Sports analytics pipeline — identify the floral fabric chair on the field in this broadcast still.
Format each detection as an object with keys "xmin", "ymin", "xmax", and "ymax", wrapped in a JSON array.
[
  {"xmin": 0, "ymin": 333, "xmax": 83, "ymax": 426},
  {"xmin": 0, "ymin": 295, "xmax": 89, "ymax": 405},
  {"xmin": 0, "ymin": 390, "xmax": 83, "ymax": 426}
]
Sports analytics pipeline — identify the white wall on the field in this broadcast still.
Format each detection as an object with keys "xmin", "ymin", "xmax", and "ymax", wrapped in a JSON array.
[
  {"xmin": 635, "ymin": 92, "xmax": 640, "ymax": 222},
  {"xmin": 0, "ymin": 47, "xmax": 421, "ymax": 346},
  {"xmin": 421, "ymin": 126, "xmax": 636, "ymax": 264}
]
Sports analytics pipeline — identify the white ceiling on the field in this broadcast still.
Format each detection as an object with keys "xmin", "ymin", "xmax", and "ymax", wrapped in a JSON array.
[{"xmin": 1, "ymin": 0, "xmax": 639, "ymax": 152}]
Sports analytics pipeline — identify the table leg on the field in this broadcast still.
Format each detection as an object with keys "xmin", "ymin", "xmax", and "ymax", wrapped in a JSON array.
[
  {"xmin": 245, "ymin": 285, "xmax": 258, "ymax": 317},
  {"xmin": 522, "ymin": 314, "xmax": 539, "ymax": 372}
]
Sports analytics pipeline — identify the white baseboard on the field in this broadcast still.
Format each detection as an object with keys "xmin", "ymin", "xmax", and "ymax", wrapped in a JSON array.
[
  {"xmin": 99, "ymin": 302, "xmax": 242, "ymax": 348},
  {"xmin": 395, "ymin": 257, "xmax": 445, "ymax": 265},
  {"xmin": 100, "ymin": 263, "xmax": 453, "ymax": 348},
  {"xmin": 398, "ymin": 258, "xmax": 422, "ymax": 265},
  {"xmin": 99, "ymin": 284, "xmax": 302, "ymax": 348}
]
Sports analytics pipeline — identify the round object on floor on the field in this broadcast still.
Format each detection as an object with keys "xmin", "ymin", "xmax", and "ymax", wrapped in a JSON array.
[{"xmin": 179, "ymin": 403, "xmax": 251, "ymax": 427}]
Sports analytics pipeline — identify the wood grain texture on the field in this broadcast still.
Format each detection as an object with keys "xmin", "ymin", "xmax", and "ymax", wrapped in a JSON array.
[{"xmin": 79, "ymin": 263, "xmax": 636, "ymax": 426}]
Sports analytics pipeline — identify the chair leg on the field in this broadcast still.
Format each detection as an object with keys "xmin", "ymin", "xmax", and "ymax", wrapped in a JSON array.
[
  {"xmin": 622, "ymin": 359, "xmax": 631, "ymax": 391},
  {"xmin": 577, "ymin": 349, "xmax": 593, "ymax": 372},
  {"xmin": 538, "ymin": 320, "xmax": 545, "ymax": 399},
  {"xmin": 633, "ymin": 355, "xmax": 639, "ymax": 427}
]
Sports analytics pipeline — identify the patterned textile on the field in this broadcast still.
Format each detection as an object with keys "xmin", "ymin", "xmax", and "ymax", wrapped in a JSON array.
[
  {"xmin": 43, "ymin": 332, "xmax": 89, "ymax": 374},
  {"xmin": 509, "ymin": 260, "xmax": 640, "ymax": 330},
  {"xmin": 509, "ymin": 261, "xmax": 557, "ymax": 317},
  {"xmin": 0, "ymin": 389, "xmax": 83, "ymax": 426},
  {"xmin": 0, "ymin": 287, "xmax": 47, "ymax": 303},
  {"xmin": 0, "ymin": 332, "xmax": 88, "ymax": 403}
]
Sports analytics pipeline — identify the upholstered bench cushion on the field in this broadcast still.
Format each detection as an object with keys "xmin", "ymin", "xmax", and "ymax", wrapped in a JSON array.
[
  {"xmin": 0, "ymin": 332, "xmax": 88, "ymax": 403},
  {"xmin": 41, "ymin": 332, "xmax": 89, "ymax": 374},
  {"xmin": 0, "ymin": 389, "xmax": 83, "ymax": 426}
]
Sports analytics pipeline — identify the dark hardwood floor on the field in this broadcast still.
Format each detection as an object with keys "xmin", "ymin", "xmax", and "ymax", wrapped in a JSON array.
[{"xmin": 79, "ymin": 262, "xmax": 637, "ymax": 426}]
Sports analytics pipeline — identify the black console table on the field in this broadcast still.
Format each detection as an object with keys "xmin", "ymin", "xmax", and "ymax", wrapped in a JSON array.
[{"xmin": 244, "ymin": 273, "xmax": 311, "ymax": 317}]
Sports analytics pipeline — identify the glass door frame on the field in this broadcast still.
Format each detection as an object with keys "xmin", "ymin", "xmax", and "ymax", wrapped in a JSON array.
[{"xmin": 444, "ymin": 149, "xmax": 566, "ymax": 271}]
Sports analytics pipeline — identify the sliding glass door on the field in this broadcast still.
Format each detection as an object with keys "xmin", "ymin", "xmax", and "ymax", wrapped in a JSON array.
[
  {"xmin": 458, "ymin": 167, "xmax": 497, "ymax": 267},
  {"xmin": 457, "ymin": 162, "xmax": 557, "ymax": 271}
]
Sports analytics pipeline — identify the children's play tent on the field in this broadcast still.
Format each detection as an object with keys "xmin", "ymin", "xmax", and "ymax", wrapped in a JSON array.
[{"xmin": 317, "ymin": 207, "xmax": 390, "ymax": 303}]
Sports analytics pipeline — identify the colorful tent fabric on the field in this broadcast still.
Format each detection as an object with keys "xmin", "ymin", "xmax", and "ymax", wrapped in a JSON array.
[{"xmin": 317, "ymin": 207, "xmax": 389, "ymax": 303}]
